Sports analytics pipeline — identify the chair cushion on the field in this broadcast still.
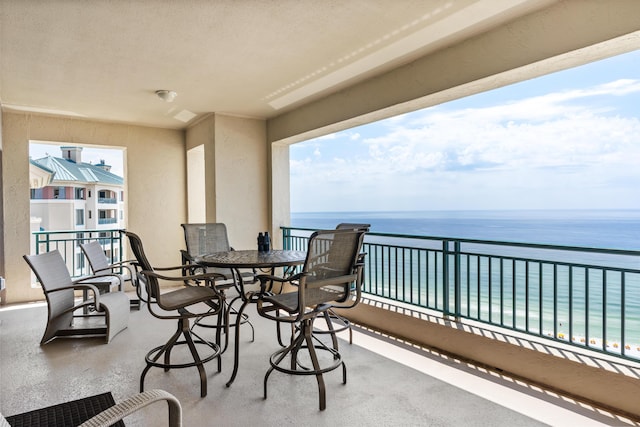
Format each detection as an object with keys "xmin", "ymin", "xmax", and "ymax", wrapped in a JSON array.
[
  {"xmin": 264, "ymin": 287, "xmax": 345, "ymax": 313},
  {"xmin": 158, "ymin": 286, "xmax": 220, "ymax": 311}
]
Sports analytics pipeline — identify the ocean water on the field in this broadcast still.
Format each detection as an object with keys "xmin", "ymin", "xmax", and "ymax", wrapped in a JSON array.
[
  {"xmin": 290, "ymin": 209, "xmax": 640, "ymax": 354},
  {"xmin": 291, "ymin": 209, "xmax": 640, "ymax": 250}
]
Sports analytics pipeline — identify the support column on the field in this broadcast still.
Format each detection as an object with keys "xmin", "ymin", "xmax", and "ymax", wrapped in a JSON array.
[{"xmin": 186, "ymin": 114, "xmax": 269, "ymax": 249}]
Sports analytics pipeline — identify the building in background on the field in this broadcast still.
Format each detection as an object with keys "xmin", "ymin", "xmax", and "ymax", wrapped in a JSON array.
[{"xmin": 29, "ymin": 146, "xmax": 125, "ymax": 275}]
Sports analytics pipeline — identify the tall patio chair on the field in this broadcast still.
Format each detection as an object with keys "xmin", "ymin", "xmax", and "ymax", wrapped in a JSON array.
[
  {"xmin": 180, "ymin": 222, "xmax": 256, "ymax": 284},
  {"xmin": 1, "ymin": 389, "xmax": 182, "ymax": 427},
  {"xmin": 180, "ymin": 222, "xmax": 255, "ymax": 339},
  {"xmin": 314, "ymin": 222, "xmax": 370, "ymax": 349},
  {"xmin": 123, "ymin": 231, "xmax": 227, "ymax": 398},
  {"xmin": 23, "ymin": 250, "xmax": 129, "ymax": 345},
  {"xmin": 255, "ymin": 228, "xmax": 366, "ymax": 410},
  {"xmin": 80, "ymin": 240, "xmax": 142, "ymax": 309}
]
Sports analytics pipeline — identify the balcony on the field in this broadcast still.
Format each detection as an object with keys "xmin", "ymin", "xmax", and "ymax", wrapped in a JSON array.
[
  {"xmin": 1, "ymin": 296, "xmax": 636, "ymax": 425},
  {"xmin": 17, "ymin": 228, "xmax": 640, "ymax": 423},
  {"xmin": 98, "ymin": 217, "xmax": 118, "ymax": 225},
  {"xmin": 97, "ymin": 197, "xmax": 118, "ymax": 204}
]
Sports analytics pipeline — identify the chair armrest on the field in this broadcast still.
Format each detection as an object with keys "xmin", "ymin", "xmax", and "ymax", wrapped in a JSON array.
[
  {"xmin": 50, "ymin": 283, "xmax": 102, "ymax": 308},
  {"xmin": 180, "ymin": 250, "xmax": 193, "ymax": 263},
  {"xmin": 153, "ymin": 264, "xmax": 201, "ymax": 271},
  {"xmin": 104, "ymin": 259, "xmax": 136, "ymax": 268},
  {"xmin": 78, "ymin": 389, "xmax": 182, "ymax": 427},
  {"xmin": 74, "ymin": 273, "xmax": 123, "ymax": 287},
  {"xmin": 256, "ymin": 272, "xmax": 306, "ymax": 293},
  {"xmin": 141, "ymin": 269, "xmax": 227, "ymax": 284}
]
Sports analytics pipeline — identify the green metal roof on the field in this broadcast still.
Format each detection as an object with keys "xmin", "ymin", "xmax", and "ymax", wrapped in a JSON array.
[{"xmin": 32, "ymin": 156, "xmax": 123, "ymax": 186}]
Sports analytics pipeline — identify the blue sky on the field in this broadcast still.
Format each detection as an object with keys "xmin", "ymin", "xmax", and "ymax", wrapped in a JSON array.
[{"xmin": 290, "ymin": 49, "xmax": 640, "ymax": 213}]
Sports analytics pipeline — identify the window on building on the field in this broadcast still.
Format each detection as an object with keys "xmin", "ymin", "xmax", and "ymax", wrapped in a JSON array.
[
  {"xmin": 88, "ymin": 210, "xmax": 92, "ymax": 219},
  {"xmin": 30, "ymin": 188, "xmax": 42, "ymax": 199},
  {"xmin": 120, "ymin": 191, "xmax": 124, "ymax": 201},
  {"xmin": 75, "ymin": 188, "xmax": 85, "ymax": 199},
  {"xmin": 53, "ymin": 188, "xmax": 60, "ymax": 199},
  {"xmin": 75, "ymin": 209, "xmax": 84, "ymax": 225}
]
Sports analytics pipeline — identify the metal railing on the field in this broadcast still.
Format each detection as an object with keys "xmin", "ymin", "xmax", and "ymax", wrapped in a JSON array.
[
  {"xmin": 98, "ymin": 218, "xmax": 118, "ymax": 225},
  {"xmin": 33, "ymin": 229, "xmax": 125, "ymax": 278},
  {"xmin": 282, "ymin": 226, "xmax": 640, "ymax": 361},
  {"xmin": 98, "ymin": 197, "xmax": 118, "ymax": 204}
]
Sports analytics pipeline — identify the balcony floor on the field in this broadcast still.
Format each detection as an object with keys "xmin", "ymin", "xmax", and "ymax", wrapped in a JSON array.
[{"xmin": 0, "ymin": 295, "xmax": 636, "ymax": 426}]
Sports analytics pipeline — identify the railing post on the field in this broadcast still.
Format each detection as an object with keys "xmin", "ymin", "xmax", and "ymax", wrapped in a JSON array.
[
  {"xmin": 282, "ymin": 227, "xmax": 291, "ymax": 250},
  {"xmin": 454, "ymin": 240, "xmax": 461, "ymax": 320},
  {"xmin": 118, "ymin": 229, "xmax": 124, "ymax": 264},
  {"xmin": 35, "ymin": 233, "xmax": 40, "ymax": 255},
  {"xmin": 442, "ymin": 240, "xmax": 449, "ymax": 316},
  {"xmin": 442, "ymin": 239, "xmax": 461, "ymax": 320}
]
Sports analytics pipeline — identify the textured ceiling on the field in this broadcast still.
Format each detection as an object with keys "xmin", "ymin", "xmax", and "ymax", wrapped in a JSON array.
[{"xmin": 0, "ymin": 0, "xmax": 554, "ymax": 129}]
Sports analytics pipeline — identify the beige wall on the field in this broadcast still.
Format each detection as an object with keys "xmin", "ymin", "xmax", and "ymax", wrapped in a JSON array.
[
  {"xmin": 0, "ymin": 105, "xmax": 4, "ymax": 281},
  {"xmin": 1, "ymin": 112, "xmax": 186, "ymax": 303},
  {"xmin": 186, "ymin": 113, "xmax": 268, "ymax": 250},
  {"xmin": 340, "ymin": 302, "xmax": 640, "ymax": 419},
  {"xmin": 269, "ymin": 143, "xmax": 290, "ymax": 250}
]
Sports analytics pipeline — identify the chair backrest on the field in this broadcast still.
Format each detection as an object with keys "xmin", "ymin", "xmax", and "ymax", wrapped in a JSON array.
[
  {"xmin": 181, "ymin": 223, "xmax": 231, "ymax": 256},
  {"xmin": 23, "ymin": 250, "xmax": 75, "ymax": 318},
  {"xmin": 299, "ymin": 229, "xmax": 366, "ymax": 307},
  {"xmin": 335, "ymin": 223, "xmax": 371, "ymax": 232},
  {"xmin": 122, "ymin": 231, "xmax": 159, "ymax": 298},
  {"xmin": 80, "ymin": 240, "xmax": 111, "ymax": 272}
]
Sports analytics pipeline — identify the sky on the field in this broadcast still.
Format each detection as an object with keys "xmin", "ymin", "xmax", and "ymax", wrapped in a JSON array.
[{"xmin": 290, "ymin": 49, "xmax": 640, "ymax": 213}]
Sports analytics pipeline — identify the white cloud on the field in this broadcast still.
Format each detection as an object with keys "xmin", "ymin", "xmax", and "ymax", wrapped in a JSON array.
[{"xmin": 291, "ymin": 78, "xmax": 640, "ymax": 212}]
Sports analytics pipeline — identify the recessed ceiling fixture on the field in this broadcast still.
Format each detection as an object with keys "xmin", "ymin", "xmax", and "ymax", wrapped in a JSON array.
[{"xmin": 155, "ymin": 90, "xmax": 177, "ymax": 102}]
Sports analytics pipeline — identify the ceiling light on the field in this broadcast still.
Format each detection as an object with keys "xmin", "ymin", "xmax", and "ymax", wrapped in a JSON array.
[{"xmin": 155, "ymin": 90, "xmax": 177, "ymax": 102}]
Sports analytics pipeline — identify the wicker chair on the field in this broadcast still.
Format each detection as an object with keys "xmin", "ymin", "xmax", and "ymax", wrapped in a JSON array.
[
  {"xmin": 1, "ymin": 389, "xmax": 181, "ymax": 427},
  {"xmin": 80, "ymin": 240, "xmax": 141, "ymax": 309},
  {"xmin": 123, "ymin": 231, "xmax": 227, "ymax": 397},
  {"xmin": 255, "ymin": 229, "xmax": 366, "ymax": 410},
  {"xmin": 23, "ymin": 250, "xmax": 129, "ymax": 345}
]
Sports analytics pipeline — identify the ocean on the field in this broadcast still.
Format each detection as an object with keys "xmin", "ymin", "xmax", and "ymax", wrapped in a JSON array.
[
  {"xmin": 291, "ymin": 209, "xmax": 640, "ymax": 250},
  {"xmin": 290, "ymin": 209, "xmax": 640, "ymax": 355}
]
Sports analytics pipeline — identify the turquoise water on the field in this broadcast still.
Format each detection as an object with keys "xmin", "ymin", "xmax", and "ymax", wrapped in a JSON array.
[{"xmin": 291, "ymin": 209, "xmax": 640, "ymax": 355}]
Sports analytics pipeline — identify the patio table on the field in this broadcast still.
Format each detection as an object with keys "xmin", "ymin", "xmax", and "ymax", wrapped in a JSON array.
[{"xmin": 195, "ymin": 249, "xmax": 306, "ymax": 387}]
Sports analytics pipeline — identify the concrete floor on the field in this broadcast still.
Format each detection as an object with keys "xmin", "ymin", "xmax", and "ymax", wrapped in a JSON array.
[{"xmin": 0, "ymin": 297, "xmax": 636, "ymax": 426}]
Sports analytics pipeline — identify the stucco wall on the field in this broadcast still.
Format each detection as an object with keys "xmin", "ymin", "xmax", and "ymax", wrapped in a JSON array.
[
  {"xmin": 338, "ymin": 301, "xmax": 640, "ymax": 419},
  {"xmin": 186, "ymin": 114, "xmax": 268, "ymax": 250},
  {"xmin": 1, "ymin": 112, "xmax": 186, "ymax": 303},
  {"xmin": 214, "ymin": 115, "xmax": 268, "ymax": 249}
]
